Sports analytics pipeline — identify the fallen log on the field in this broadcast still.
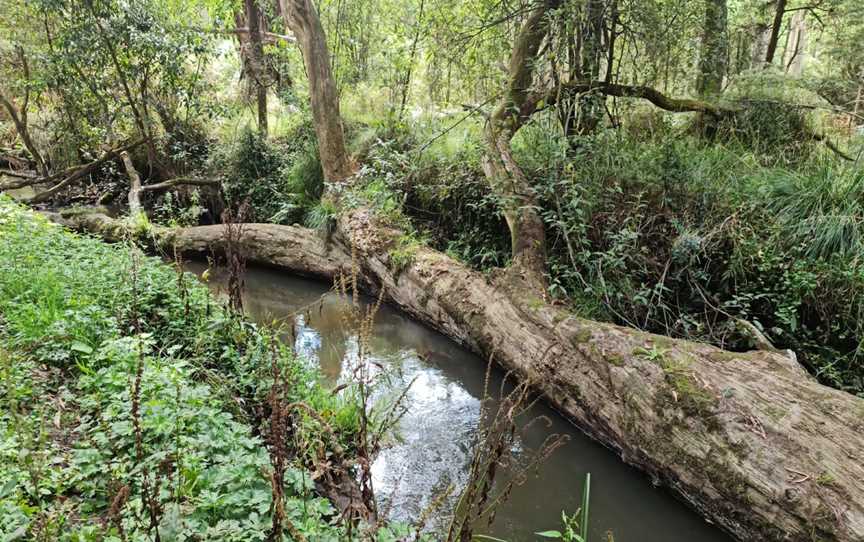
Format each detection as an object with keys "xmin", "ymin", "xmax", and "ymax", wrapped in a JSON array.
[
  {"xmin": 0, "ymin": 170, "xmax": 40, "ymax": 190},
  {"xmin": 0, "ymin": 152, "xmax": 32, "ymax": 170},
  {"xmin": 42, "ymin": 208, "xmax": 864, "ymax": 542}
]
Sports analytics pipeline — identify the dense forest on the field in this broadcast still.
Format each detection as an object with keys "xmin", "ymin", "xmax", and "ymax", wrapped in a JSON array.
[{"xmin": 1, "ymin": 0, "xmax": 863, "ymax": 540}]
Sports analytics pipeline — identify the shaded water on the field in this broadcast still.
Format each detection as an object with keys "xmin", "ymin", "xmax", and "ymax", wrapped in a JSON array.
[{"xmin": 188, "ymin": 263, "xmax": 730, "ymax": 542}]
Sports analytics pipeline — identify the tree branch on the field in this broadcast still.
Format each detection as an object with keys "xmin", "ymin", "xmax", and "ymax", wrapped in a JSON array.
[
  {"xmin": 25, "ymin": 140, "xmax": 144, "ymax": 204},
  {"xmin": 525, "ymin": 82, "xmax": 853, "ymax": 160},
  {"xmin": 526, "ymin": 81, "xmax": 737, "ymax": 119},
  {"xmin": 138, "ymin": 177, "xmax": 221, "ymax": 192}
]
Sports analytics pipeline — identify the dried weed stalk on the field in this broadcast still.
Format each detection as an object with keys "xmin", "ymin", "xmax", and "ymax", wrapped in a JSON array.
[{"xmin": 445, "ymin": 362, "xmax": 569, "ymax": 542}]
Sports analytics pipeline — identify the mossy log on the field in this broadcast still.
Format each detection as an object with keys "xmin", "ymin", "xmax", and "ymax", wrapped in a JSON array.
[{"xmin": 44, "ymin": 208, "xmax": 864, "ymax": 542}]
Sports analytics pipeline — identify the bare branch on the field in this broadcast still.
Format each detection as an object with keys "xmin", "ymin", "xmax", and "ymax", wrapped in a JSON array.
[
  {"xmin": 26, "ymin": 140, "xmax": 145, "ymax": 204},
  {"xmin": 138, "ymin": 177, "xmax": 221, "ymax": 192}
]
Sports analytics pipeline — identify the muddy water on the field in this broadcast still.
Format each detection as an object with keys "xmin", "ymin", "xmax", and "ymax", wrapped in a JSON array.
[{"xmin": 188, "ymin": 263, "xmax": 731, "ymax": 542}]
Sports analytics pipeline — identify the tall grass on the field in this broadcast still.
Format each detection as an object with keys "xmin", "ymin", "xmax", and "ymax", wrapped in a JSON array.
[{"xmin": 759, "ymin": 164, "xmax": 864, "ymax": 260}]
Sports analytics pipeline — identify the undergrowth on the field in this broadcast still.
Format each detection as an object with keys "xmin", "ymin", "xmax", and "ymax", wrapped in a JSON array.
[
  {"xmin": 0, "ymin": 199, "xmax": 408, "ymax": 540},
  {"xmin": 216, "ymin": 123, "xmax": 324, "ymax": 226},
  {"xmin": 337, "ymin": 114, "xmax": 864, "ymax": 395}
]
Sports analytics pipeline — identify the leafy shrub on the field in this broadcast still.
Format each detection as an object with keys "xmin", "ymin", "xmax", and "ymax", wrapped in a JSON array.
[
  {"xmin": 347, "ymin": 128, "xmax": 511, "ymax": 268},
  {"xmin": 0, "ymin": 200, "xmax": 371, "ymax": 538},
  {"xmin": 524, "ymin": 134, "xmax": 864, "ymax": 393},
  {"xmin": 216, "ymin": 124, "xmax": 324, "ymax": 225},
  {"xmin": 715, "ymin": 99, "xmax": 814, "ymax": 164}
]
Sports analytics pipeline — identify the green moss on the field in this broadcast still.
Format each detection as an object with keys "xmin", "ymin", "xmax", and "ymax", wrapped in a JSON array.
[
  {"xmin": 637, "ymin": 346, "xmax": 718, "ymax": 422},
  {"xmin": 526, "ymin": 296, "xmax": 544, "ymax": 310},
  {"xmin": 572, "ymin": 327, "xmax": 593, "ymax": 343},
  {"xmin": 661, "ymin": 358, "xmax": 717, "ymax": 418},
  {"xmin": 816, "ymin": 471, "xmax": 836, "ymax": 486},
  {"xmin": 607, "ymin": 353, "xmax": 625, "ymax": 366}
]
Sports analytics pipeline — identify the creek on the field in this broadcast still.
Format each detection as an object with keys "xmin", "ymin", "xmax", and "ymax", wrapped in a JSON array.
[{"xmin": 186, "ymin": 262, "xmax": 731, "ymax": 542}]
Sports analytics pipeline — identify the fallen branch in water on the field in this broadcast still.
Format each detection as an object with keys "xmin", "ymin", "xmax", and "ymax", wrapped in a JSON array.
[{"xmin": 0, "ymin": 169, "xmax": 40, "ymax": 190}]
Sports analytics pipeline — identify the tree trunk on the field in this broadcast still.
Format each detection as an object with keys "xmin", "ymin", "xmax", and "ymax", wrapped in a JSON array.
[
  {"xmin": 576, "ymin": 0, "xmax": 605, "ymax": 134},
  {"xmin": 0, "ymin": 93, "xmax": 48, "ymax": 177},
  {"xmin": 280, "ymin": 0, "xmax": 353, "ymax": 182},
  {"xmin": 696, "ymin": 0, "xmax": 728, "ymax": 96},
  {"xmin": 783, "ymin": 10, "xmax": 807, "ymax": 76},
  {"xmin": 481, "ymin": 130, "xmax": 548, "ymax": 287},
  {"xmin": 397, "ymin": 0, "xmax": 426, "ymax": 122},
  {"xmin": 243, "ymin": 0, "xmax": 269, "ymax": 137},
  {"xmin": 481, "ymin": 0, "xmax": 562, "ymax": 288},
  {"xmin": 764, "ymin": 0, "xmax": 787, "ymax": 66},
  {"xmin": 44, "ymin": 207, "xmax": 864, "ymax": 542},
  {"xmin": 121, "ymin": 150, "xmax": 143, "ymax": 216}
]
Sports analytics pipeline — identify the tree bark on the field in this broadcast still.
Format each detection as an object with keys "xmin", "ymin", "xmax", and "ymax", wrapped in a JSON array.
[
  {"xmin": 783, "ymin": 10, "xmax": 807, "ymax": 75},
  {"xmin": 280, "ymin": 0, "xmax": 353, "ymax": 182},
  {"xmin": 240, "ymin": 0, "xmax": 269, "ymax": 137},
  {"xmin": 576, "ymin": 0, "xmax": 605, "ymax": 134},
  {"xmin": 43, "ymin": 207, "xmax": 864, "ymax": 542},
  {"xmin": 121, "ymin": 150, "xmax": 143, "ymax": 215},
  {"xmin": 697, "ymin": 0, "xmax": 728, "ymax": 96},
  {"xmin": 764, "ymin": 0, "xmax": 788, "ymax": 66}
]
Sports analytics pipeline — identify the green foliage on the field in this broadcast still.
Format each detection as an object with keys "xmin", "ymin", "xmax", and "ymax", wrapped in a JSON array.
[
  {"xmin": 535, "ymin": 474, "xmax": 592, "ymax": 542},
  {"xmin": 760, "ymin": 164, "xmax": 864, "ymax": 260},
  {"xmin": 0, "ymin": 0, "xmax": 220, "ymax": 175},
  {"xmin": 153, "ymin": 189, "xmax": 207, "ymax": 227},
  {"xmin": 364, "ymin": 118, "xmax": 864, "ymax": 394},
  {"xmin": 524, "ymin": 132, "xmax": 864, "ymax": 394},
  {"xmin": 714, "ymin": 99, "xmax": 814, "ymax": 164},
  {"xmin": 388, "ymin": 231, "xmax": 426, "ymax": 274},
  {"xmin": 346, "ymin": 125, "xmax": 511, "ymax": 268},
  {"xmin": 0, "ymin": 199, "xmax": 365, "ymax": 539},
  {"xmin": 217, "ymin": 124, "xmax": 324, "ymax": 224}
]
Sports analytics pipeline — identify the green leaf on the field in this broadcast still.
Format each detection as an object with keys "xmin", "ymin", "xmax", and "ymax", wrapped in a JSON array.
[
  {"xmin": 71, "ymin": 341, "xmax": 93, "ymax": 355},
  {"xmin": 535, "ymin": 531, "xmax": 562, "ymax": 539},
  {"xmin": 0, "ymin": 479, "xmax": 17, "ymax": 498}
]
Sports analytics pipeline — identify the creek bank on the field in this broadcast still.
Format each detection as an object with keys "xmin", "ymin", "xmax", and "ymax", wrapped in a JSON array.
[
  {"xmin": 0, "ymin": 201, "xmax": 384, "ymax": 539},
  {"xmin": 43, "ymin": 206, "xmax": 864, "ymax": 542}
]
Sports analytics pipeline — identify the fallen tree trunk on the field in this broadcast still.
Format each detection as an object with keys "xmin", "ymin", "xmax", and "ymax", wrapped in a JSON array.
[
  {"xmin": 0, "ymin": 152, "xmax": 33, "ymax": 170},
  {"xmin": 137, "ymin": 177, "xmax": 221, "ymax": 193},
  {"xmin": 0, "ymin": 170, "xmax": 39, "ymax": 189},
  {"xmin": 43, "ymin": 208, "xmax": 864, "ymax": 542}
]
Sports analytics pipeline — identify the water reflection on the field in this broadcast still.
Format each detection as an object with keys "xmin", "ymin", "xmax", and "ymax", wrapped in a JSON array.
[{"xmin": 186, "ymin": 263, "xmax": 730, "ymax": 542}]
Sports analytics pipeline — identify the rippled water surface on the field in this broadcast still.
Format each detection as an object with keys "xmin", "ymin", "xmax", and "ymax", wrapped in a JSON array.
[{"xmin": 187, "ymin": 263, "xmax": 730, "ymax": 542}]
